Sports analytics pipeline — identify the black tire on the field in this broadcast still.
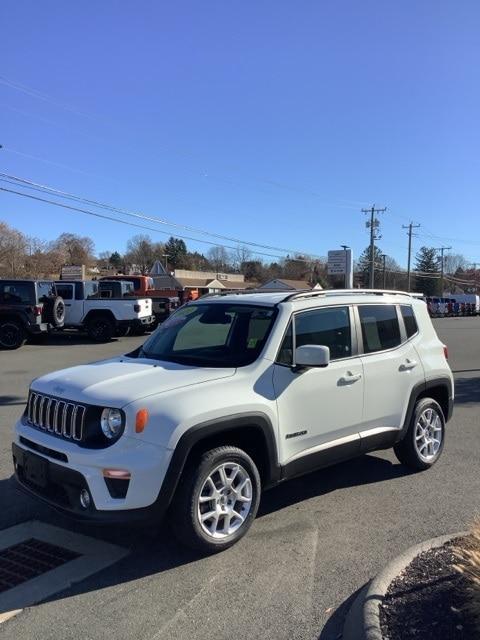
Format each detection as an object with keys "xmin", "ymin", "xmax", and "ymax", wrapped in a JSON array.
[
  {"xmin": 394, "ymin": 397, "xmax": 445, "ymax": 471},
  {"xmin": 86, "ymin": 316, "xmax": 115, "ymax": 342},
  {"xmin": 0, "ymin": 320, "xmax": 26, "ymax": 350},
  {"xmin": 170, "ymin": 446, "xmax": 261, "ymax": 553},
  {"xmin": 115, "ymin": 325, "xmax": 131, "ymax": 337},
  {"xmin": 43, "ymin": 296, "xmax": 65, "ymax": 327}
]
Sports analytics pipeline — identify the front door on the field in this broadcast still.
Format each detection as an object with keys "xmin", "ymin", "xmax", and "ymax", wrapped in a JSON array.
[{"xmin": 273, "ymin": 305, "xmax": 364, "ymax": 473}]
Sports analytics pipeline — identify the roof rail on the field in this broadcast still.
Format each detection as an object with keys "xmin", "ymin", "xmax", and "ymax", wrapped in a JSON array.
[{"xmin": 284, "ymin": 288, "xmax": 417, "ymax": 302}]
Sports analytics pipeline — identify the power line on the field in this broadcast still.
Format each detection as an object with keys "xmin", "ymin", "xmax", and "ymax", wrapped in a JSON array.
[
  {"xmin": 0, "ymin": 185, "xmax": 317, "ymax": 263},
  {"xmin": 0, "ymin": 173, "xmax": 324, "ymax": 259}
]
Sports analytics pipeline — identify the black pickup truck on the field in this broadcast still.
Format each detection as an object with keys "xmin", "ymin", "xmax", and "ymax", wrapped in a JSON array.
[{"xmin": 0, "ymin": 280, "xmax": 65, "ymax": 349}]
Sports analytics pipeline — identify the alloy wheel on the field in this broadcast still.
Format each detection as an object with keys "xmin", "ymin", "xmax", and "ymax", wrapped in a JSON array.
[
  {"xmin": 197, "ymin": 462, "xmax": 253, "ymax": 539},
  {"xmin": 414, "ymin": 407, "xmax": 443, "ymax": 461}
]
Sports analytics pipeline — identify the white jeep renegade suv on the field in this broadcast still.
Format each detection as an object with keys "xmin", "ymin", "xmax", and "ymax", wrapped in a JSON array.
[{"xmin": 12, "ymin": 289, "xmax": 453, "ymax": 552}]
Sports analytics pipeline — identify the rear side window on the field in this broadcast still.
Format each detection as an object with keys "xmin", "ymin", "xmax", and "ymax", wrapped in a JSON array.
[
  {"xmin": 37, "ymin": 281, "xmax": 55, "ymax": 301},
  {"xmin": 400, "ymin": 305, "xmax": 418, "ymax": 338},
  {"xmin": 0, "ymin": 282, "xmax": 34, "ymax": 304},
  {"xmin": 359, "ymin": 305, "xmax": 401, "ymax": 353},
  {"xmin": 55, "ymin": 285, "xmax": 73, "ymax": 300}
]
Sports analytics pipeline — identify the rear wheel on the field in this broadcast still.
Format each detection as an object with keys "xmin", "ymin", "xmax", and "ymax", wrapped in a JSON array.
[
  {"xmin": 86, "ymin": 316, "xmax": 115, "ymax": 342},
  {"xmin": 394, "ymin": 398, "xmax": 445, "ymax": 470},
  {"xmin": 0, "ymin": 320, "xmax": 26, "ymax": 350},
  {"xmin": 170, "ymin": 446, "xmax": 261, "ymax": 553}
]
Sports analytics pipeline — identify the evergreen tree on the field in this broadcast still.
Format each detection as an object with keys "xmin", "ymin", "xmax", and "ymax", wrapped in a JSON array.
[
  {"xmin": 109, "ymin": 251, "xmax": 122, "ymax": 269},
  {"xmin": 357, "ymin": 245, "xmax": 384, "ymax": 287},
  {"xmin": 414, "ymin": 246, "xmax": 439, "ymax": 296},
  {"xmin": 164, "ymin": 237, "xmax": 188, "ymax": 268}
]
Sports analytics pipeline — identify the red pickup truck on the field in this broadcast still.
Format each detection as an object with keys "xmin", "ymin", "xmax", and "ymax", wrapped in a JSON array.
[{"xmin": 99, "ymin": 275, "xmax": 180, "ymax": 328}]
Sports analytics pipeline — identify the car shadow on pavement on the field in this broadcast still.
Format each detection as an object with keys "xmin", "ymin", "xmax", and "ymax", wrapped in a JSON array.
[
  {"xmin": 27, "ymin": 333, "xmax": 122, "ymax": 347},
  {"xmin": 258, "ymin": 454, "xmax": 415, "ymax": 518},
  {"xmin": 0, "ymin": 395, "xmax": 25, "ymax": 406},
  {"xmin": 452, "ymin": 377, "xmax": 480, "ymax": 405}
]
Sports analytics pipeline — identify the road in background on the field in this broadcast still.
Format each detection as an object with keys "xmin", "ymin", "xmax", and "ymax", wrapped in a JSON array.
[{"xmin": 0, "ymin": 318, "xmax": 478, "ymax": 640}]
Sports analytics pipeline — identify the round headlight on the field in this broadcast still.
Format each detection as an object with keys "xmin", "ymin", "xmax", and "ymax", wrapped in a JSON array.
[{"xmin": 100, "ymin": 408, "xmax": 123, "ymax": 439}]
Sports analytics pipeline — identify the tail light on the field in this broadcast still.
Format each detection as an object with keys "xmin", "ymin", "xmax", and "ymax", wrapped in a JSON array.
[
  {"xmin": 33, "ymin": 305, "xmax": 42, "ymax": 317},
  {"xmin": 443, "ymin": 345, "xmax": 448, "ymax": 360},
  {"xmin": 134, "ymin": 304, "xmax": 141, "ymax": 313}
]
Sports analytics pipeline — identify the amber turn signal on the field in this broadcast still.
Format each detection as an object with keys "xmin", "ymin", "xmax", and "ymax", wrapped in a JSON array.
[{"xmin": 135, "ymin": 408, "xmax": 149, "ymax": 433}]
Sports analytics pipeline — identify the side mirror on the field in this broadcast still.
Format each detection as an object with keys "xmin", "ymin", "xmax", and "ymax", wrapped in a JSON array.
[{"xmin": 294, "ymin": 345, "xmax": 330, "ymax": 369}]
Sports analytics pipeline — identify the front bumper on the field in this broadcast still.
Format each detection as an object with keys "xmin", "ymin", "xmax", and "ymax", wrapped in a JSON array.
[{"xmin": 12, "ymin": 418, "xmax": 173, "ymax": 522}]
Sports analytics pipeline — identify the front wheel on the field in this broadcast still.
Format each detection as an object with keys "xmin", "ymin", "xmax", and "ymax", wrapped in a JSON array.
[
  {"xmin": 170, "ymin": 446, "xmax": 261, "ymax": 553},
  {"xmin": 394, "ymin": 398, "xmax": 445, "ymax": 471}
]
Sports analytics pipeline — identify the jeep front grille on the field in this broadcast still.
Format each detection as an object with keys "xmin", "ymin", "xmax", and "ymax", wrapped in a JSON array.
[{"xmin": 26, "ymin": 392, "xmax": 85, "ymax": 441}]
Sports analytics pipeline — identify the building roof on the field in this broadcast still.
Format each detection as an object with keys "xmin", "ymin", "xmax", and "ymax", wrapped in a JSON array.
[
  {"xmin": 260, "ymin": 278, "xmax": 313, "ymax": 290},
  {"xmin": 176, "ymin": 277, "xmax": 253, "ymax": 290}
]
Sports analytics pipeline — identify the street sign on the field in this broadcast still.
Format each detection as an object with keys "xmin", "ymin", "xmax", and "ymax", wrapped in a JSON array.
[
  {"xmin": 327, "ymin": 250, "xmax": 347, "ymax": 274},
  {"xmin": 60, "ymin": 265, "xmax": 85, "ymax": 281},
  {"xmin": 328, "ymin": 249, "xmax": 353, "ymax": 287}
]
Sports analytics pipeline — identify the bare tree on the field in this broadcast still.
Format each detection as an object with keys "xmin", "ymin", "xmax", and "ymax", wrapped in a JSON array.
[
  {"xmin": 125, "ymin": 234, "xmax": 155, "ymax": 274},
  {"xmin": 444, "ymin": 253, "xmax": 468, "ymax": 275},
  {"xmin": 52, "ymin": 232, "xmax": 95, "ymax": 265},
  {"xmin": 208, "ymin": 246, "xmax": 230, "ymax": 274},
  {"xmin": 230, "ymin": 245, "xmax": 252, "ymax": 272},
  {"xmin": 0, "ymin": 221, "xmax": 28, "ymax": 277}
]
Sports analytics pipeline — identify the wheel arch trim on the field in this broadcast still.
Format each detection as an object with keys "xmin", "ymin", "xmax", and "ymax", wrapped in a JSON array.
[{"xmin": 153, "ymin": 412, "xmax": 280, "ymax": 516}]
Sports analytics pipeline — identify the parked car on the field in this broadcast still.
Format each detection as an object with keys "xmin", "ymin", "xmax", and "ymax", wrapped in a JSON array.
[
  {"xmin": 153, "ymin": 296, "xmax": 180, "ymax": 326},
  {"xmin": 0, "ymin": 279, "xmax": 65, "ymax": 349},
  {"xmin": 99, "ymin": 275, "xmax": 180, "ymax": 326},
  {"xmin": 12, "ymin": 289, "xmax": 453, "ymax": 552},
  {"xmin": 54, "ymin": 280, "xmax": 154, "ymax": 342}
]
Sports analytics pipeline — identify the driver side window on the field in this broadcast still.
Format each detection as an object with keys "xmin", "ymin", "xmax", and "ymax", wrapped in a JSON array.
[{"xmin": 277, "ymin": 306, "xmax": 352, "ymax": 365}]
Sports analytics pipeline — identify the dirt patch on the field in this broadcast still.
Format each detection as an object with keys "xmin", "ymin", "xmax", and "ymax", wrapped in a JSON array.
[{"xmin": 380, "ymin": 538, "xmax": 477, "ymax": 640}]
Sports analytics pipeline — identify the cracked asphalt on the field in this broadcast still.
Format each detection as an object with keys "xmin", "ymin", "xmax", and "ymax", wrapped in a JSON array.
[{"xmin": 0, "ymin": 317, "xmax": 478, "ymax": 640}]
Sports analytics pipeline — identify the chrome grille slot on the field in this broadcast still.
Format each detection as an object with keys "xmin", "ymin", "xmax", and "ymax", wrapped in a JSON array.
[
  {"xmin": 26, "ymin": 392, "xmax": 86, "ymax": 443},
  {"xmin": 55, "ymin": 401, "xmax": 66, "ymax": 435}
]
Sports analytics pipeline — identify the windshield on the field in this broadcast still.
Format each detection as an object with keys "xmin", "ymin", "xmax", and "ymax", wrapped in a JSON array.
[{"xmin": 137, "ymin": 303, "xmax": 277, "ymax": 367}]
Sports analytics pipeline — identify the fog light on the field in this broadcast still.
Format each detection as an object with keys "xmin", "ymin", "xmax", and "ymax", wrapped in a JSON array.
[{"xmin": 79, "ymin": 489, "xmax": 91, "ymax": 509}]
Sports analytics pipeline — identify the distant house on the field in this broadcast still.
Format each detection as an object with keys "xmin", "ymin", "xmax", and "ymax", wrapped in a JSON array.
[
  {"xmin": 151, "ymin": 268, "xmax": 255, "ymax": 300},
  {"xmin": 260, "ymin": 278, "xmax": 323, "ymax": 291}
]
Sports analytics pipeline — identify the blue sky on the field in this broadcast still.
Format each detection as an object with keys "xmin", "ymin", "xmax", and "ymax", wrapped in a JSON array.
[{"xmin": 1, "ymin": 1, "xmax": 480, "ymax": 266}]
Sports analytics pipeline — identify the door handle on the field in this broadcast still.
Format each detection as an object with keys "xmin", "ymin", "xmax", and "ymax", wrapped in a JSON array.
[
  {"xmin": 339, "ymin": 372, "xmax": 362, "ymax": 384},
  {"xmin": 399, "ymin": 359, "xmax": 418, "ymax": 371}
]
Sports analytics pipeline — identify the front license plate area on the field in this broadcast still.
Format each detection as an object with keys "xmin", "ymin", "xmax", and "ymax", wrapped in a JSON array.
[{"xmin": 23, "ymin": 451, "xmax": 49, "ymax": 488}]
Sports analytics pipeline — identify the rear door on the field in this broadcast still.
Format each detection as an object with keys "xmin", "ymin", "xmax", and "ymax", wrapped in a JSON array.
[{"xmin": 356, "ymin": 303, "xmax": 425, "ymax": 439}]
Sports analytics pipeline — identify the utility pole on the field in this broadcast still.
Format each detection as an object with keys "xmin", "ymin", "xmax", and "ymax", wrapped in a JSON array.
[
  {"xmin": 381, "ymin": 254, "xmax": 387, "ymax": 289},
  {"xmin": 362, "ymin": 205, "xmax": 387, "ymax": 288},
  {"xmin": 402, "ymin": 222, "xmax": 421, "ymax": 291},
  {"xmin": 434, "ymin": 246, "xmax": 452, "ymax": 295}
]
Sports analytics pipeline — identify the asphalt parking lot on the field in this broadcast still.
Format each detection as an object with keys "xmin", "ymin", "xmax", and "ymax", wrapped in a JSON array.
[{"xmin": 0, "ymin": 318, "xmax": 479, "ymax": 640}]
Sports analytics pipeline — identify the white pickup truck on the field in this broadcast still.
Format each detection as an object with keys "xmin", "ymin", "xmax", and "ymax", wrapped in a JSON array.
[{"xmin": 55, "ymin": 280, "xmax": 154, "ymax": 342}]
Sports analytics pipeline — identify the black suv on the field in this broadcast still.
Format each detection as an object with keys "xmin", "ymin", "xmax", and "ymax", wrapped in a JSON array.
[{"xmin": 0, "ymin": 280, "xmax": 65, "ymax": 349}]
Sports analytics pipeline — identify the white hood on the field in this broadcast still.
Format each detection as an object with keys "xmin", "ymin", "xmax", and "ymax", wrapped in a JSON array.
[{"xmin": 31, "ymin": 356, "xmax": 236, "ymax": 407}]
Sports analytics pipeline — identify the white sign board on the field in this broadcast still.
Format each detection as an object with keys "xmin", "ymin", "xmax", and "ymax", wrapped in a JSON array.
[
  {"xmin": 327, "ymin": 249, "xmax": 353, "ymax": 287},
  {"xmin": 60, "ymin": 265, "xmax": 85, "ymax": 281}
]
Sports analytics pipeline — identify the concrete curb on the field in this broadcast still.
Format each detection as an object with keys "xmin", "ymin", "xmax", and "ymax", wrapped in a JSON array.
[{"xmin": 342, "ymin": 532, "xmax": 465, "ymax": 640}]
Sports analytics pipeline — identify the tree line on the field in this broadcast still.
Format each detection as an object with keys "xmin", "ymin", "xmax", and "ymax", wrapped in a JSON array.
[{"xmin": 0, "ymin": 219, "xmax": 471, "ymax": 293}]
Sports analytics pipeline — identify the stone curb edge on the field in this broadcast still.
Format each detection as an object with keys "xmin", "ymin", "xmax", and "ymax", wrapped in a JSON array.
[{"xmin": 342, "ymin": 531, "xmax": 466, "ymax": 640}]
